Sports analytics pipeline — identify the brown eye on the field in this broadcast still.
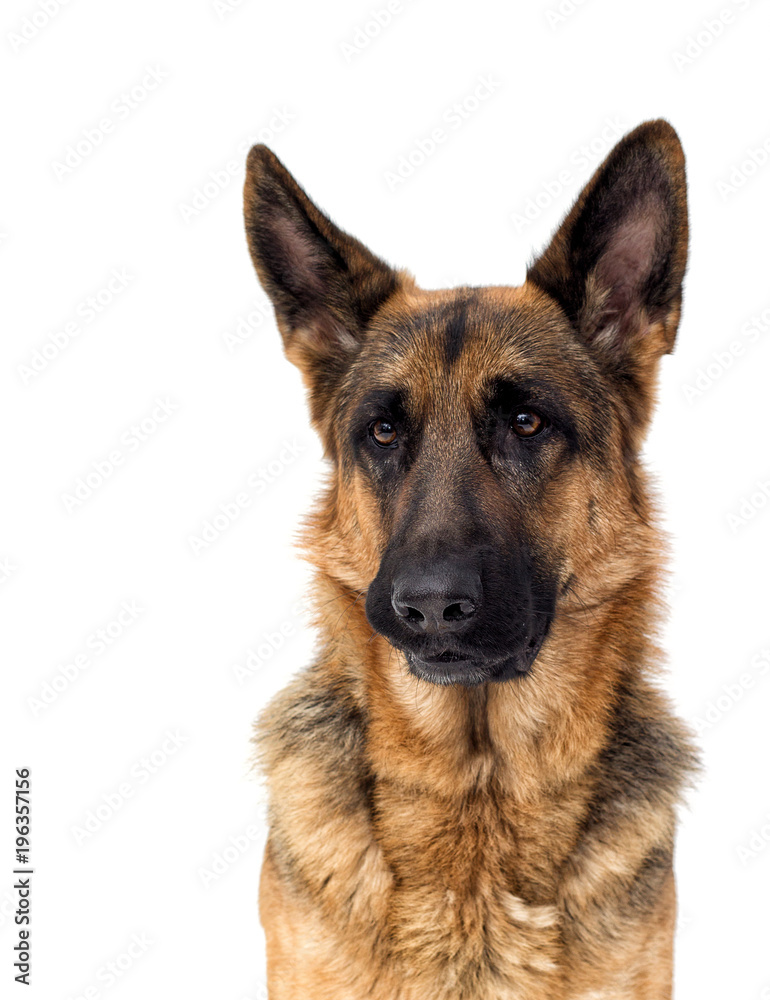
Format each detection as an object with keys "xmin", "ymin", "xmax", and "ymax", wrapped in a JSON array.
[
  {"xmin": 370, "ymin": 419, "xmax": 398, "ymax": 448},
  {"xmin": 511, "ymin": 410, "xmax": 545, "ymax": 438}
]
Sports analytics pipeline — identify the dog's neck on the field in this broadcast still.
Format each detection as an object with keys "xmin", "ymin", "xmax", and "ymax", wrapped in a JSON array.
[{"xmin": 311, "ymin": 567, "xmax": 662, "ymax": 804}]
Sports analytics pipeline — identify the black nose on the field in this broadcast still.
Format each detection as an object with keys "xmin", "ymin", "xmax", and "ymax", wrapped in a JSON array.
[{"xmin": 391, "ymin": 561, "xmax": 482, "ymax": 634}]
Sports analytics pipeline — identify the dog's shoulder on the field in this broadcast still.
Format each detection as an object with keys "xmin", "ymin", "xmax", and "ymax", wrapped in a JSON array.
[
  {"xmin": 256, "ymin": 661, "xmax": 368, "ymax": 781},
  {"xmin": 558, "ymin": 673, "xmax": 698, "ymax": 955},
  {"xmin": 594, "ymin": 673, "xmax": 699, "ymax": 814},
  {"xmin": 255, "ymin": 664, "xmax": 393, "ymax": 942}
]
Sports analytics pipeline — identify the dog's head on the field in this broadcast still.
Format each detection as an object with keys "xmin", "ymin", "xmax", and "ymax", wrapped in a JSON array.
[{"xmin": 243, "ymin": 121, "xmax": 688, "ymax": 687}]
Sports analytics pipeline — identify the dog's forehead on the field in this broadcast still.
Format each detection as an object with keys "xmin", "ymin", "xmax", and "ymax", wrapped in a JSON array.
[{"xmin": 352, "ymin": 284, "xmax": 590, "ymax": 411}]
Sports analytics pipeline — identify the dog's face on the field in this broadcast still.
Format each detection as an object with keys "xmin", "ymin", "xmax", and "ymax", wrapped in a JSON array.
[
  {"xmin": 244, "ymin": 121, "xmax": 688, "ymax": 686},
  {"xmin": 336, "ymin": 285, "xmax": 611, "ymax": 685}
]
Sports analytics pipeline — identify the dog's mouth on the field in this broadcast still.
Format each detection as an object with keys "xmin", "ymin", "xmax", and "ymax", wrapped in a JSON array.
[
  {"xmin": 420, "ymin": 649, "xmax": 467, "ymax": 664},
  {"xmin": 402, "ymin": 630, "xmax": 547, "ymax": 687}
]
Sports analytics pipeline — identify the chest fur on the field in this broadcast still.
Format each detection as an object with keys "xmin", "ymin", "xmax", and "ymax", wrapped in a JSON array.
[
  {"xmin": 369, "ymin": 780, "xmax": 575, "ymax": 997},
  {"xmin": 258, "ymin": 671, "xmax": 688, "ymax": 998},
  {"xmin": 268, "ymin": 764, "xmax": 589, "ymax": 997}
]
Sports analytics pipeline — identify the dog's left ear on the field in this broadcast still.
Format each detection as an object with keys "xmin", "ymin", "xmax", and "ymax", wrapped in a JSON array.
[
  {"xmin": 527, "ymin": 120, "xmax": 688, "ymax": 391},
  {"xmin": 243, "ymin": 146, "xmax": 400, "ymax": 416}
]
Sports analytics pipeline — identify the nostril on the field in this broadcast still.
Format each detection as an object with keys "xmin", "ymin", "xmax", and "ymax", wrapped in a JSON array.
[
  {"xmin": 394, "ymin": 602, "xmax": 425, "ymax": 623},
  {"xmin": 443, "ymin": 600, "xmax": 476, "ymax": 622}
]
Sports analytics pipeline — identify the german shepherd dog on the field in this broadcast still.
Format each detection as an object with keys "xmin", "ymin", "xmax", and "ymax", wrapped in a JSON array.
[{"xmin": 243, "ymin": 120, "xmax": 697, "ymax": 999}]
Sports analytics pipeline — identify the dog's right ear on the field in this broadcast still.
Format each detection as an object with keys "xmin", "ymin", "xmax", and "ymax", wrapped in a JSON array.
[{"xmin": 243, "ymin": 146, "xmax": 399, "ymax": 407}]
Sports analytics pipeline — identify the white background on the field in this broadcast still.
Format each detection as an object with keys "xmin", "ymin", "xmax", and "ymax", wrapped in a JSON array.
[{"xmin": 3, "ymin": 0, "xmax": 770, "ymax": 997}]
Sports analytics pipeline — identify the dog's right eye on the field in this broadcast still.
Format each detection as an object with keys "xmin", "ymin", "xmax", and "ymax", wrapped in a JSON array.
[{"xmin": 369, "ymin": 419, "xmax": 398, "ymax": 448}]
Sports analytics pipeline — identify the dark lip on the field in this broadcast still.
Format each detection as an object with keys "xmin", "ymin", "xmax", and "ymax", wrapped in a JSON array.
[
  {"xmin": 401, "ymin": 631, "xmax": 547, "ymax": 686},
  {"xmin": 404, "ymin": 650, "xmax": 531, "ymax": 687},
  {"xmin": 405, "ymin": 652, "xmax": 494, "ymax": 687},
  {"xmin": 415, "ymin": 650, "xmax": 471, "ymax": 665}
]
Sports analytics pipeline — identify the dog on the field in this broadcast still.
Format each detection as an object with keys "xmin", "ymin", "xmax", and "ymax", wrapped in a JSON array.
[{"xmin": 242, "ymin": 119, "xmax": 697, "ymax": 999}]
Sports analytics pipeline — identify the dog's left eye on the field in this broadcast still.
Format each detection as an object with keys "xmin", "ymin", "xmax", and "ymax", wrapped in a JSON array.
[
  {"xmin": 511, "ymin": 410, "xmax": 546, "ymax": 438},
  {"xmin": 370, "ymin": 419, "xmax": 398, "ymax": 448}
]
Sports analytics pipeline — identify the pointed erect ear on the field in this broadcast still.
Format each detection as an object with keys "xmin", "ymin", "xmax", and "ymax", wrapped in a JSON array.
[
  {"xmin": 527, "ymin": 120, "xmax": 688, "ymax": 370},
  {"xmin": 243, "ymin": 146, "xmax": 399, "ymax": 379}
]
